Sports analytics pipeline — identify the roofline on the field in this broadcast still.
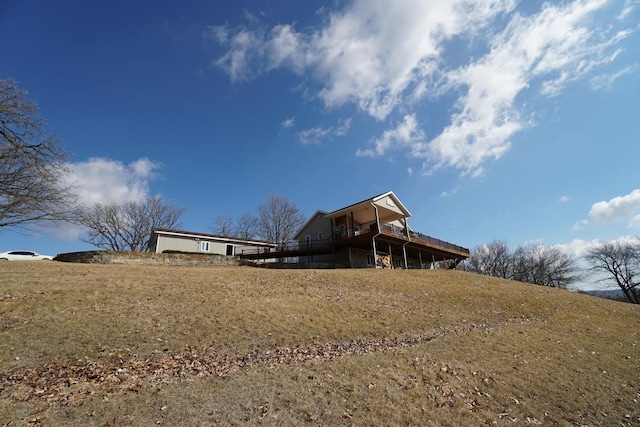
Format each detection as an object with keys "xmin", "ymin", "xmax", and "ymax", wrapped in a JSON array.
[
  {"xmin": 326, "ymin": 191, "xmax": 412, "ymax": 218},
  {"xmin": 373, "ymin": 191, "xmax": 412, "ymax": 217},
  {"xmin": 295, "ymin": 210, "xmax": 330, "ymax": 236},
  {"xmin": 152, "ymin": 228, "xmax": 277, "ymax": 247}
]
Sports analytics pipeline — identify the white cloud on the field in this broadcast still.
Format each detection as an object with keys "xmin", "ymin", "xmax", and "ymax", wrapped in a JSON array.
[
  {"xmin": 591, "ymin": 63, "xmax": 638, "ymax": 90},
  {"xmin": 298, "ymin": 118, "xmax": 352, "ymax": 144},
  {"xmin": 553, "ymin": 238, "xmax": 604, "ymax": 259},
  {"xmin": 572, "ymin": 219, "xmax": 589, "ymax": 231},
  {"xmin": 619, "ymin": 0, "xmax": 639, "ymax": 19},
  {"xmin": 211, "ymin": 0, "xmax": 635, "ymax": 175},
  {"xmin": 356, "ymin": 114, "xmax": 425, "ymax": 157},
  {"xmin": 440, "ymin": 186, "xmax": 460, "ymax": 198},
  {"xmin": 298, "ymin": 127, "xmax": 332, "ymax": 145},
  {"xmin": 281, "ymin": 116, "xmax": 295, "ymax": 128},
  {"xmin": 50, "ymin": 157, "xmax": 164, "ymax": 241},
  {"xmin": 629, "ymin": 213, "xmax": 640, "ymax": 228},
  {"xmin": 209, "ymin": 26, "xmax": 262, "ymax": 81},
  {"xmin": 560, "ymin": 196, "xmax": 570, "ymax": 202},
  {"xmin": 422, "ymin": 0, "xmax": 631, "ymax": 174},
  {"xmin": 67, "ymin": 157, "xmax": 163, "ymax": 207},
  {"xmin": 267, "ymin": 25, "xmax": 307, "ymax": 73},
  {"xmin": 588, "ymin": 189, "xmax": 640, "ymax": 227},
  {"xmin": 556, "ymin": 235, "xmax": 640, "ymax": 261}
]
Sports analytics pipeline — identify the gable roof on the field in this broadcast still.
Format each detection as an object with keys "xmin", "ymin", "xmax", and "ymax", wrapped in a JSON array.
[
  {"xmin": 296, "ymin": 210, "xmax": 330, "ymax": 232},
  {"xmin": 326, "ymin": 191, "xmax": 411, "ymax": 219}
]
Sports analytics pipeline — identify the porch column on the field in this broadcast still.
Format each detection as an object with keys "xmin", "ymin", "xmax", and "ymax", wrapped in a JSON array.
[
  {"xmin": 350, "ymin": 211, "xmax": 355, "ymax": 237},
  {"xmin": 402, "ymin": 217, "xmax": 409, "ymax": 269},
  {"xmin": 403, "ymin": 244, "xmax": 408, "ymax": 269},
  {"xmin": 418, "ymin": 251, "xmax": 423, "ymax": 269},
  {"xmin": 372, "ymin": 204, "xmax": 380, "ymax": 268}
]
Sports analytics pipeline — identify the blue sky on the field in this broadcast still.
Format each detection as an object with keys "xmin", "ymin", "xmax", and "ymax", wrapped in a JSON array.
[{"xmin": 1, "ymin": 1, "xmax": 639, "ymax": 282}]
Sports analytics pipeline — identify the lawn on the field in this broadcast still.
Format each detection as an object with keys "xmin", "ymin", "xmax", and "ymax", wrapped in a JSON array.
[{"xmin": 1, "ymin": 262, "xmax": 638, "ymax": 426}]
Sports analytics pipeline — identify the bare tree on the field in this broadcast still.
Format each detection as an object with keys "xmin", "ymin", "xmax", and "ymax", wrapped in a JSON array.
[
  {"xmin": 235, "ymin": 212, "xmax": 258, "ymax": 239},
  {"xmin": 511, "ymin": 245, "xmax": 578, "ymax": 289},
  {"xmin": 0, "ymin": 78, "xmax": 77, "ymax": 229},
  {"xmin": 210, "ymin": 212, "xmax": 258, "ymax": 239},
  {"xmin": 467, "ymin": 240, "xmax": 512, "ymax": 279},
  {"xmin": 76, "ymin": 196, "xmax": 185, "ymax": 252},
  {"xmin": 469, "ymin": 239, "xmax": 578, "ymax": 289},
  {"xmin": 585, "ymin": 240, "xmax": 640, "ymax": 304},
  {"xmin": 211, "ymin": 214, "xmax": 235, "ymax": 237},
  {"xmin": 257, "ymin": 194, "xmax": 306, "ymax": 249}
]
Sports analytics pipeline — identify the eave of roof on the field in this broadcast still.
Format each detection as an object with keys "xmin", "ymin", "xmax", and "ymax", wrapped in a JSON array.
[{"xmin": 326, "ymin": 191, "xmax": 411, "ymax": 218}]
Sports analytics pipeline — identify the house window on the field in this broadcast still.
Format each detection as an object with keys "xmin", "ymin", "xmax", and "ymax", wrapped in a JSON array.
[
  {"xmin": 318, "ymin": 231, "xmax": 323, "ymax": 240},
  {"xmin": 226, "ymin": 244, "xmax": 234, "ymax": 256},
  {"xmin": 339, "ymin": 224, "xmax": 346, "ymax": 236},
  {"xmin": 366, "ymin": 253, "xmax": 374, "ymax": 266},
  {"xmin": 305, "ymin": 235, "xmax": 311, "ymax": 248},
  {"xmin": 394, "ymin": 257, "xmax": 403, "ymax": 268},
  {"xmin": 201, "ymin": 241, "xmax": 210, "ymax": 252}
]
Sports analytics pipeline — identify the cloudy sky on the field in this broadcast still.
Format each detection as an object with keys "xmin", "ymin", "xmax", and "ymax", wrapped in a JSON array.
[{"xmin": 1, "ymin": 0, "xmax": 638, "ymax": 286}]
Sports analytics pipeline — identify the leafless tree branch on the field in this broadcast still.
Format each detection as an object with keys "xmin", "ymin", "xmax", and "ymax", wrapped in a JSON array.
[
  {"xmin": 76, "ymin": 197, "xmax": 185, "ymax": 252},
  {"xmin": 0, "ymin": 78, "xmax": 77, "ymax": 229}
]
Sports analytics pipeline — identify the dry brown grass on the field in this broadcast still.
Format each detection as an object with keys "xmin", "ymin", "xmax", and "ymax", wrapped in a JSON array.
[{"xmin": 0, "ymin": 262, "xmax": 638, "ymax": 426}]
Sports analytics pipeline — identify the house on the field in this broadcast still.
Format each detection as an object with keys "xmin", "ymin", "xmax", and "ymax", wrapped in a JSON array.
[
  {"xmin": 150, "ymin": 228, "xmax": 277, "ymax": 257},
  {"xmin": 240, "ymin": 191, "xmax": 470, "ymax": 269}
]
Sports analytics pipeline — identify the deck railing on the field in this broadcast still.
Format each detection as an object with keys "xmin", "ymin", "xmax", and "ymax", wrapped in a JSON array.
[
  {"xmin": 408, "ymin": 231, "xmax": 469, "ymax": 255},
  {"xmin": 239, "ymin": 223, "xmax": 469, "ymax": 257},
  {"xmin": 239, "ymin": 239, "xmax": 332, "ymax": 256},
  {"xmin": 333, "ymin": 222, "xmax": 469, "ymax": 254}
]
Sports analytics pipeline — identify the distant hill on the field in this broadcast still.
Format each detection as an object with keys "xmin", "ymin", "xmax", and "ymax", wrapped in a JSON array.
[{"xmin": 579, "ymin": 288, "xmax": 626, "ymax": 300}]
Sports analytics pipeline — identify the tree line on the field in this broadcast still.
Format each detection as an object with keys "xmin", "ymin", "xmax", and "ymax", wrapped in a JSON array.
[
  {"xmin": 2, "ymin": 78, "xmax": 638, "ymax": 303},
  {"xmin": 468, "ymin": 238, "xmax": 640, "ymax": 304},
  {"xmin": 210, "ymin": 194, "xmax": 306, "ymax": 249}
]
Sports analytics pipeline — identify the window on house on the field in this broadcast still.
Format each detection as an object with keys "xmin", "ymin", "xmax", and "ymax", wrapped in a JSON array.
[
  {"xmin": 394, "ymin": 257, "xmax": 403, "ymax": 268},
  {"xmin": 318, "ymin": 231, "xmax": 323, "ymax": 240},
  {"xmin": 305, "ymin": 235, "xmax": 311, "ymax": 248},
  {"xmin": 366, "ymin": 253, "xmax": 374, "ymax": 266},
  {"xmin": 226, "ymin": 244, "xmax": 234, "ymax": 256},
  {"xmin": 339, "ymin": 224, "xmax": 346, "ymax": 236},
  {"xmin": 201, "ymin": 241, "xmax": 210, "ymax": 252}
]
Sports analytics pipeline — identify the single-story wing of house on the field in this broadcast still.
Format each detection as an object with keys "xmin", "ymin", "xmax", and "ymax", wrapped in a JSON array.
[
  {"xmin": 239, "ymin": 190, "xmax": 470, "ymax": 269},
  {"xmin": 150, "ymin": 228, "xmax": 277, "ymax": 257}
]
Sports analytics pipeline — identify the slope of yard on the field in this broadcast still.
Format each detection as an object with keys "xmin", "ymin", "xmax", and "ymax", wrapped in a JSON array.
[{"xmin": 1, "ymin": 262, "xmax": 638, "ymax": 426}]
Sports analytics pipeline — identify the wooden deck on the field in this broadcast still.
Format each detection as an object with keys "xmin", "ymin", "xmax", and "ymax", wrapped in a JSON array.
[{"xmin": 238, "ymin": 227, "xmax": 469, "ymax": 264}]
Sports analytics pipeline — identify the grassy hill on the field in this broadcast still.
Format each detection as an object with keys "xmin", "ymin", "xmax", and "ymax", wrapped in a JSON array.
[{"xmin": 1, "ymin": 262, "xmax": 638, "ymax": 426}]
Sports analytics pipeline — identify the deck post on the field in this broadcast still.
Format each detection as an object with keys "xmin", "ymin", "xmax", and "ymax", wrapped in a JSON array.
[{"xmin": 372, "ymin": 203, "xmax": 381, "ymax": 268}]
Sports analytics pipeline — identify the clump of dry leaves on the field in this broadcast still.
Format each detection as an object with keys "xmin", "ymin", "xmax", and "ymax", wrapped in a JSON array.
[{"xmin": 2, "ymin": 322, "xmax": 497, "ymax": 406}]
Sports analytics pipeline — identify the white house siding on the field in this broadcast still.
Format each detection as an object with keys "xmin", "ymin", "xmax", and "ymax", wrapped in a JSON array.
[
  {"xmin": 153, "ymin": 230, "xmax": 277, "ymax": 257},
  {"xmin": 155, "ymin": 235, "xmax": 199, "ymax": 253},
  {"xmin": 157, "ymin": 236, "xmax": 234, "ymax": 256}
]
